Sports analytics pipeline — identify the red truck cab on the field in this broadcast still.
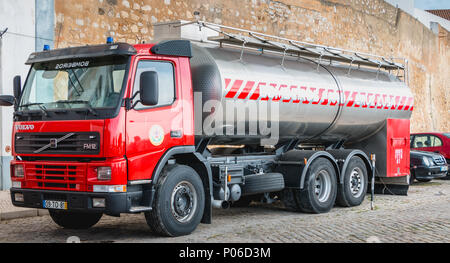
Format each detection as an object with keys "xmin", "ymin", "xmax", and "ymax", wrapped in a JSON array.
[{"xmin": 0, "ymin": 41, "xmax": 204, "ymax": 235}]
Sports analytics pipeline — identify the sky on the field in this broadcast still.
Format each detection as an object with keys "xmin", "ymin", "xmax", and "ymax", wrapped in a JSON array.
[{"xmin": 414, "ymin": 0, "xmax": 450, "ymax": 10}]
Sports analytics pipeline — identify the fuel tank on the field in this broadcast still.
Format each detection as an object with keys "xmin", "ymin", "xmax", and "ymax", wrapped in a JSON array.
[{"xmin": 190, "ymin": 43, "xmax": 413, "ymax": 146}]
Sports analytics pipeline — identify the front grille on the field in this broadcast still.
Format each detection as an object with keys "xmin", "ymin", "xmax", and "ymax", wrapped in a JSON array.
[
  {"xmin": 15, "ymin": 132, "xmax": 100, "ymax": 155},
  {"xmin": 25, "ymin": 162, "xmax": 87, "ymax": 191},
  {"xmin": 433, "ymin": 156, "xmax": 446, "ymax": 165}
]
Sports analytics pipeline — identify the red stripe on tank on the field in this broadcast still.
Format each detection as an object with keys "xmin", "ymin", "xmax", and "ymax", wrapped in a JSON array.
[{"xmin": 225, "ymin": 79, "xmax": 243, "ymax": 99}]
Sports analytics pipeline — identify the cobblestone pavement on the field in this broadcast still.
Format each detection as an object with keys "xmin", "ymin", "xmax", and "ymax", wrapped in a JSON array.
[{"xmin": 1, "ymin": 180, "xmax": 449, "ymax": 243}]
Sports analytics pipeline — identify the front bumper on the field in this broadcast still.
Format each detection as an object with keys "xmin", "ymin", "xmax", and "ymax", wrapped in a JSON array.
[
  {"xmin": 10, "ymin": 187, "xmax": 149, "ymax": 216},
  {"xmin": 412, "ymin": 165, "xmax": 448, "ymax": 180}
]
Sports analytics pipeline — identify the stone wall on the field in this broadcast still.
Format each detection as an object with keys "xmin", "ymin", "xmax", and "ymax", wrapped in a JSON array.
[{"xmin": 54, "ymin": 0, "xmax": 449, "ymax": 132}]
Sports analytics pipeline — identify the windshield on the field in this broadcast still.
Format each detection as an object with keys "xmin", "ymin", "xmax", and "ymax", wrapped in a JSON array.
[{"xmin": 20, "ymin": 56, "xmax": 128, "ymax": 112}]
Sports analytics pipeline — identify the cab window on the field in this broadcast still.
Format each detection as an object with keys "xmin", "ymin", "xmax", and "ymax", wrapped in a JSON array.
[{"xmin": 133, "ymin": 60, "xmax": 175, "ymax": 110}]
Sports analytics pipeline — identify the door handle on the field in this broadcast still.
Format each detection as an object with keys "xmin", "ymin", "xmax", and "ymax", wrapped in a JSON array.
[{"xmin": 170, "ymin": 130, "xmax": 182, "ymax": 138}]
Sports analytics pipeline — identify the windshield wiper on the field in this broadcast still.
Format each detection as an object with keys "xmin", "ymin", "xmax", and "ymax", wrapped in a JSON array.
[
  {"xmin": 18, "ymin": 102, "xmax": 49, "ymax": 116},
  {"xmin": 19, "ymin": 102, "xmax": 44, "ymax": 108},
  {"xmin": 56, "ymin": 100, "xmax": 98, "ymax": 116},
  {"xmin": 37, "ymin": 105, "xmax": 50, "ymax": 117}
]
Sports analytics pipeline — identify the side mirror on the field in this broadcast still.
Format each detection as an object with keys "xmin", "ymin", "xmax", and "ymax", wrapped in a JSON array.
[
  {"xmin": 139, "ymin": 71, "xmax": 159, "ymax": 106},
  {"xmin": 13, "ymin": 75, "xmax": 22, "ymax": 110},
  {"xmin": 0, "ymin": 95, "xmax": 15, "ymax": 107},
  {"xmin": 13, "ymin": 75, "xmax": 22, "ymax": 101}
]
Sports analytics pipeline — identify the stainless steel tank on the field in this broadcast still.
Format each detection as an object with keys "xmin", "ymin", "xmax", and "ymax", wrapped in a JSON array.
[{"xmin": 190, "ymin": 43, "xmax": 413, "ymax": 146}]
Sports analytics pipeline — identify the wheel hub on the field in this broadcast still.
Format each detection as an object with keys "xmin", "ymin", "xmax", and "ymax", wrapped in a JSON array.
[
  {"xmin": 314, "ymin": 170, "xmax": 332, "ymax": 203},
  {"xmin": 171, "ymin": 181, "xmax": 197, "ymax": 223},
  {"xmin": 349, "ymin": 168, "xmax": 363, "ymax": 198}
]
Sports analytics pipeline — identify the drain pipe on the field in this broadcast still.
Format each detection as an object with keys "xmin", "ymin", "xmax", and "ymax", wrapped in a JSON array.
[{"xmin": 370, "ymin": 154, "xmax": 376, "ymax": 210}]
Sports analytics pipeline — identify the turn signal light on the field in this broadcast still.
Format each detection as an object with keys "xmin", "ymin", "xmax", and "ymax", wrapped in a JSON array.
[
  {"xmin": 93, "ymin": 185, "xmax": 126, "ymax": 193},
  {"xmin": 12, "ymin": 181, "xmax": 21, "ymax": 188}
]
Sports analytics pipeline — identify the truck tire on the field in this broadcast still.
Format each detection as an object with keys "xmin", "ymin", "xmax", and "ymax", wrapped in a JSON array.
[
  {"xmin": 283, "ymin": 157, "xmax": 337, "ymax": 213},
  {"xmin": 145, "ymin": 164, "xmax": 205, "ymax": 237},
  {"xmin": 336, "ymin": 156, "xmax": 368, "ymax": 207},
  {"xmin": 49, "ymin": 210, "xmax": 102, "ymax": 229}
]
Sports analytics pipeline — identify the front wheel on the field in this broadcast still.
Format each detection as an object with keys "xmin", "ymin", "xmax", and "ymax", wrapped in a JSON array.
[
  {"xmin": 145, "ymin": 164, "xmax": 205, "ymax": 237},
  {"xmin": 49, "ymin": 210, "xmax": 102, "ymax": 229}
]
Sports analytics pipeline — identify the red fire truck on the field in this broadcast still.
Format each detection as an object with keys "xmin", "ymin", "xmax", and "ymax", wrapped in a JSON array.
[{"xmin": 0, "ymin": 21, "xmax": 412, "ymax": 236}]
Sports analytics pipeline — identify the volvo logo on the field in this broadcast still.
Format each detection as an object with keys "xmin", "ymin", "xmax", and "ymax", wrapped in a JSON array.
[
  {"xmin": 49, "ymin": 138, "xmax": 58, "ymax": 149},
  {"xmin": 15, "ymin": 124, "xmax": 35, "ymax": 131}
]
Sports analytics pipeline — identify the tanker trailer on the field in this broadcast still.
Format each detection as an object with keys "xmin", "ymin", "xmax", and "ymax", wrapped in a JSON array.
[{"xmin": 153, "ymin": 21, "xmax": 412, "ymax": 217}]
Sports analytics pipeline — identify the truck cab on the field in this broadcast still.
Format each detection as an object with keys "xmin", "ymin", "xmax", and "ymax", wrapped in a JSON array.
[{"xmin": 0, "ymin": 41, "xmax": 205, "ymax": 235}]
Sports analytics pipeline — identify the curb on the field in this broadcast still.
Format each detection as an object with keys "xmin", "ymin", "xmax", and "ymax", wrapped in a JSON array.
[{"xmin": 0, "ymin": 209, "xmax": 49, "ymax": 221}]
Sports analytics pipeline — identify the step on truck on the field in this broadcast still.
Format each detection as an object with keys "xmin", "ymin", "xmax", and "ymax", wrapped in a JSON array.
[{"xmin": 0, "ymin": 21, "xmax": 413, "ymax": 236}]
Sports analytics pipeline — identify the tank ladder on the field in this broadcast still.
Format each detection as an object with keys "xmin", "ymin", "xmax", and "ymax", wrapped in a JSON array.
[{"xmin": 176, "ymin": 20, "xmax": 409, "ymax": 84}]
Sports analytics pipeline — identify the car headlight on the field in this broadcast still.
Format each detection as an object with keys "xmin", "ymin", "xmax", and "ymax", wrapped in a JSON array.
[{"xmin": 422, "ymin": 157, "xmax": 434, "ymax": 166}]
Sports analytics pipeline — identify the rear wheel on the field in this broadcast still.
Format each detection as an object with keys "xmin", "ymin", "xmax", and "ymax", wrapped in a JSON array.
[
  {"xmin": 336, "ymin": 156, "xmax": 368, "ymax": 207},
  {"xmin": 145, "ymin": 164, "xmax": 205, "ymax": 237},
  {"xmin": 283, "ymin": 157, "xmax": 337, "ymax": 213},
  {"xmin": 49, "ymin": 210, "xmax": 102, "ymax": 229}
]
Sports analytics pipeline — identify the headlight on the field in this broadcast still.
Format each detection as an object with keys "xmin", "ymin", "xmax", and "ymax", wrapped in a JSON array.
[
  {"xmin": 96, "ymin": 167, "xmax": 112, "ymax": 181},
  {"xmin": 422, "ymin": 157, "xmax": 434, "ymax": 166},
  {"xmin": 14, "ymin": 164, "xmax": 24, "ymax": 178}
]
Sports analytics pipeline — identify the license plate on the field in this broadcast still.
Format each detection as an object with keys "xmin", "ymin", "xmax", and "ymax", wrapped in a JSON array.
[
  {"xmin": 43, "ymin": 200, "xmax": 67, "ymax": 210},
  {"xmin": 441, "ymin": 166, "xmax": 448, "ymax": 172}
]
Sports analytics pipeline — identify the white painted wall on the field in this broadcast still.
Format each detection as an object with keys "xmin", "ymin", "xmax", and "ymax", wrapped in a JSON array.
[
  {"xmin": 0, "ymin": 0, "xmax": 36, "ymax": 189},
  {"xmin": 413, "ymin": 8, "xmax": 450, "ymax": 32}
]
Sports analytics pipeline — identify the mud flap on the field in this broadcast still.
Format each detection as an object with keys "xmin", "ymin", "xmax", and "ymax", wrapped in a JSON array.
[{"xmin": 371, "ymin": 175, "xmax": 410, "ymax": 196}]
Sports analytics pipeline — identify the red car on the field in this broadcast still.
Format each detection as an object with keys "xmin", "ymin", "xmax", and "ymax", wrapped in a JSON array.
[{"xmin": 410, "ymin": 133, "xmax": 450, "ymax": 175}]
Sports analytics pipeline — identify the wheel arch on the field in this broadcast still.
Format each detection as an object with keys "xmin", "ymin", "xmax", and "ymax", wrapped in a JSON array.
[
  {"xmin": 327, "ymin": 149, "xmax": 372, "ymax": 184},
  {"xmin": 277, "ymin": 150, "xmax": 340, "ymax": 190},
  {"xmin": 300, "ymin": 151, "xmax": 340, "ymax": 189}
]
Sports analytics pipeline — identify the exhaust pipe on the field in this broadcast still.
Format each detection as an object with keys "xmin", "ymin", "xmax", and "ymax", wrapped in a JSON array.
[{"xmin": 212, "ymin": 200, "xmax": 230, "ymax": 209}]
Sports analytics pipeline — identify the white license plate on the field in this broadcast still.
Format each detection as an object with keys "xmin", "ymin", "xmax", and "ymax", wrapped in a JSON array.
[
  {"xmin": 441, "ymin": 166, "xmax": 448, "ymax": 172},
  {"xmin": 43, "ymin": 200, "xmax": 67, "ymax": 210}
]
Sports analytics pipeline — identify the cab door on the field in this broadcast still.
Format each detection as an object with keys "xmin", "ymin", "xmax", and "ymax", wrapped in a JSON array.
[{"xmin": 125, "ymin": 56, "xmax": 185, "ymax": 181}]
